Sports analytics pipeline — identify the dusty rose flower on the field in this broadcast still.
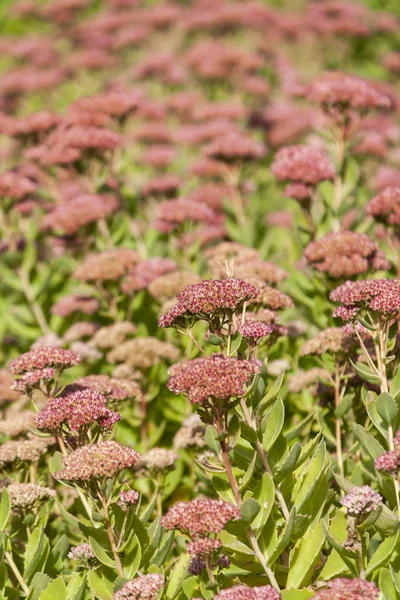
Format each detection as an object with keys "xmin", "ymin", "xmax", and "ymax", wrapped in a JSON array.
[
  {"xmin": 238, "ymin": 322, "xmax": 272, "ymax": 344},
  {"xmin": 41, "ymin": 194, "xmax": 118, "ymax": 235},
  {"xmin": 11, "ymin": 368, "xmax": 55, "ymax": 395},
  {"xmin": 300, "ymin": 326, "xmax": 361, "ymax": 356},
  {"xmin": 117, "ymin": 489, "xmax": 140, "ymax": 511},
  {"xmin": 190, "ymin": 157, "xmax": 228, "ymax": 179},
  {"xmin": 194, "ymin": 101, "xmax": 246, "ymax": 122},
  {"xmin": 288, "ymin": 368, "xmax": 330, "ymax": 394},
  {"xmin": 383, "ymin": 52, "xmax": 400, "ymax": 74},
  {"xmin": 72, "ymin": 91, "xmax": 141, "ymax": 120},
  {"xmin": 148, "ymin": 271, "xmax": 201, "ymax": 302},
  {"xmin": 186, "ymin": 39, "xmax": 262, "ymax": 81},
  {"xmin": 74, "ymin": 249, "xmax": 140, "ymax": 282},
  {"xmin": 72, "ymin": 375, "xmax": 142, "ymax": 404},
  {"xmin": 249, "ymin": 283, "xmax": 293, "ymax": 310},
  {"xmin": 136, "ymin": 448, "xmax": 178, "ymax": 473},
  {"xmin": 167, "ymin": 355, "xmax": 262, "ymax": 405},
  {"xmin": 153, "ymin": 198, "xmax": 220, "ymax": 233},
  {"xmin": 304, "ymin": 232, "xmax": 389, "ymax": 278},
  {"xmin": 107, "ymin": 337, "xmax": 179, "ymax": 370},
  {"xmin": 35, "ymin": 390, "xmax": 120, "ymax": 434},
  {"xmin": 141, "ymin": 174, "xmax": 181, "ymax": 198},
  {"xmin": 112, "ymin": 574, "xmax": 164, "ymax": 600},
  {"xmin": 68, "ymin": 543, "xmax": 96, "ymax": 566},
  {"xmin": 330, "ymin": 279, "xmax": 400, "ymax": 318},
  {"xmin": 13, "ymin": 111, "xmax": 61, "ymax": 139},
  {"xmin": 215, "ymin": 585, "xmax": 281, "ymax": 600},
  {"xmin": 51, "ymin": 126, "xmax": 122, "ymax": 153},
  {"xmin": 64, "ymin": 322, "xmax": 98, "ymax": 343},
  {"xmin": 138, "ymin": 145, "xmax": 176, "ymax": 169},
  {"xmin": 159, "ymin": 278, "xmax": 259, "ymax": 329},
  {"xmin": 375, "ymin": 451, "xmax": 399, "ymax": 473},
  {"xmin": 309, "ymin": 72, "xmax": 393, "ymax": 112},
  {"xmin": 176, "ymin": 120, "xmax": 239, "ymax": 147},
  {"xmin": 7, "ymin": 483, "xmax": 56, "ymax": 509},
  {"xmin": 134, "ymin": 122, "xmax": 173, "ymax": 144},
  {"xmin": 313, "ymin": 578, "xmax": 379, "ymax": 600},
  {"xmin": 52, "ymin": 295, "xmax": 100, "ymax": 317},
  {"xmin": 367, "ymin": 187, "xmax": 400, "ymax": 228},
  {"xmin": 187, "ymin": 537, "xmax": 222, "ymax": 557},
  {"xmin": 272, "ymin": 145, "xmax": 335, "ymax": 186},
  {"xmin": 341, "ymin": 485, "xmax": 382, "ymax": 516},
  {"xmin": 9, "ymin": 347, "xmax": 80, "ymax": 375},
  {"xmin": 173, "ymin": 414, "xmax": 206, "ymax": 450},
  {"xmin": 259, "ymin": 101, "xmax": 317, "ymax": 147},
  {"xmin": 374, "ymin": 167, "xmax": 400, "ymax": 191},
  {"xmin": 121, "ymin": 258, "xmax": 177, "ymax": 294},
  {"xmin": 54, "ymin": 441, "xmax": 140, "ymax": 482},
  {"xmin": 0, "ymin": 410, "xmax": 34, "ymax": 437},
  {"xmin": 161, "ymin": 498, "xmax": 240, "ymax": 535},
  {"xmin": 179, "ymin": 224, "xmax": 227, "ymax": 249},
  {"xmin": 187, "ymin": 183, "xmax": 236, "ymax": 211},
  {"xmin": 0, "ymin": 171, "xmax": 37, "ymax": 200},
  {"xmin": 93, "ymin": 322, "xmax": 137, "ymax": 349},
  {"xmin": 204, "ymin": 131, "xmax": 266, "ymax": 163},
  {"xmin": 0, "ymin": 439, "xmax": 48, "ymax": 467}
]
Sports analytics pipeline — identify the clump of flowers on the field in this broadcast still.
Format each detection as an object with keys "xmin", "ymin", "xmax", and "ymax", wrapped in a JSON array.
[
  {"xmin": 74, "ymin": 249, "xmax": 140, "ymax": 282},
  {"xmin": 112, "ymin": 574, "xmax": 164, "ymax": 600},
  {"xmin": 161, "ymin": 497, "xmax": 241, "ymax": 536},
  {"xmin": 340, "ymin": 485, "xmax": 382, "ymax": 517},
  {"xmin": 304, "ymin": 232, "xmax": 390, "ymax": 278},
  {"xmin": 215, "ymin": 585, "xmax": 281, "ymax": 600},
  {"xmin": 136, "ymin": 447, "xmax": 178, "ymax": 474},
  {"xmin": 0, "ymin": 439, "xmax": 49, "ymax": 468},
  {"xmin": 330, "ymin": 278, "xmax": 400, "ymax": 321},
  {"xmin": 7, "ymin": 483, "xmax": 56, "ymax": 509},
  {"xmin": 54, "ymin": 441, "xmax": 140, "ymax": 483},
  {"xmin": 116, "ymin": 489, "xmax": 140, "ymax": 511},
  {"xmin": 312, "ymin": 578, "xmax": 379, "ymax": 600},
  {"xmin": 68, "ymin": 543, "xmax": 96, "ymax": 567},
  {"xmin": 9, "ymin": 346, "xmax": 80, "ymax": 375}
]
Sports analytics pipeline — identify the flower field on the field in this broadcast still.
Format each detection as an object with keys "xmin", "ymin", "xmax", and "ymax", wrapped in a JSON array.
[{"xmin": 0, "ymin": 0, "xmax": 400, "ymax": 598}]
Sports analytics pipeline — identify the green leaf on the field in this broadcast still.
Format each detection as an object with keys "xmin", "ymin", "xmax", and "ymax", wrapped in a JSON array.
[
  {"xmin": 286, "ymin": 520, "xmax": 325, "ymax": 588},
  {"xmin": 390, "ymin": 368, "xmax": 400, "ymax": 399},
  {"xmin": 66, "ymin": 573, "xmax": 86, "ymax": 600},
  {"xmin": 293, "ymin": 441, "xmax": 326, "ymax": 511},
  {"xmin": 164, "ymin": 554, "xmax": 190, "ymax": 600},
  {"xmin": 0, "ymin": 490, "xmax": 10, "ymax": 531},
  {"xmin": 379, "ymin": 568, "xmax": 399, "ymax": 600},
  {"xmin": 257, "ymin": 371, "xmax": 284, "ymax": 414},
  {"xmin": 89, "ymin": 537, "xmax": 115, "ymax": 569},
  {"xmin": 318, "ymin": 512, "xmax": 350, "ymax": 581},
  {"xmin": 354, "ymin": 424, "xmax": 386, "ymax": 460},
  {"xmin": 376, "ymin": 392, "xmax": 399, "ymax": 424},
  {"xmin": 365, "ymin": 531, "xmax": 399, "ymax": 576},
  {"xmin": 87, "ymin": 571, "xmax": 112, "ymax": 600},
  {"xmin": 274, "ymin": 443, "xmax": 302, "ymax": 481},
  {"xmin": 29, "ymin": 573, "xmax": 51, "ymax": 600},
  {"xmin": 262, "ymin": 397, "xmax": 284, "ymax": 452},
  {"xmin": 240, "ymin": 498, "xmax": 260, "ymax": 525},
  {"xmin": 268, "ymin": 507, "xmax": 296, "ymax": 564},
  {"xmin": 281, "ymin": 591, "xmax": 313, "ymax": 600},
  {"xmin": 38, "ymin": 577, "xmax": 67, "ymax": 600},
  {"xmin": 284, "ymin": 414, "xmax": 313, "ymax": 442},
  {"xmin": 24, "ymin": 528, "xmax": 50, "ymax": 582},
  {"xmin": 349, "ymin": 359, "xmax": 381, "ymax": 385},
  {"xmin": 252, "ymin": 473, "xmax": 275, "ymax": 535},
  {"xmin": 182, "ymin": 576, "xmax": 200, "ymax": 599},
  {"xmin": 205, "ymin": 425, "xmax": 220, "ymax": 454},
  {"xmin": 123, "ymin": 534, "xmax": 141, "ymax": 579}
]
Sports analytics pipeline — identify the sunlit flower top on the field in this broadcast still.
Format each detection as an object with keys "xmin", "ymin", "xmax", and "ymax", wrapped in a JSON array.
[
  {"xmin": 312, "ymin": 578, "xmax": 379, "ymax": 600},
  {"xmin": 272, "ymin": 145, "xmax": 335, "ymax": 185},
  {"xmin": 112, "ymin": 574, "xmax": 164, "ymax": 600},
  {"xmin": 215, "ymin": 585, "xmax": 281, "ymax": 599},
  {"xmin": 161, "ymin": 497, "xmax": 241, "ymax": 536},
  {"xmin": 9, "ymin": 346, "xmax": 80, "ymax": 374},
  {"xmin": 330, "ymin": 278, "xmax": 400, "ymax": 320},
  {"xmin": 340, "ymin": 485, "xmax": 382, "ymax": 516},
  {"xmin": 309, "ymin": 72, "xmax": 392, "ymax": 111}
]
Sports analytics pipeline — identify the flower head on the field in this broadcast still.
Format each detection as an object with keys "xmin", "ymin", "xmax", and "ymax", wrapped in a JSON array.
[
  {"xmin": 204, "ymin": 131, "xmax": 266, "ymax": 163},
  {"xmin": 68, "ymin": 543, "xmax": 96, "ymax": 567},
  {"xmin": 313, "ymin": 578, "xmax": 379, "ymax": 600},
  {"xmin": 330, "ymin": 279, "xmax": 400, "ymax": 319},
  {"xmin": 167, "ymin": 355, "xmax": 262, "ymax": 405},
  {"xmin": 0, "ymin": 439, "xmax": 48, "ymax": 468},
  {"xmin": 51, "ymin": 295, "xmax": 99, "ymax": 317},
  {"xmin": 9, "ymin": 347, "xmax": 80, "ymax": 375},
  {"xmin": 272, "ymin": 145, "xmax": 335, "ymax": 185},
  {"xmin": 74, "ymin": 249, "xmax": 140, "ymax": 282},
  {"xmin": 136, "ymin": 448, "xmax": 178, "ymax": 473},
  {"xmin": 367, "ymin": 187, "xmax": 400, "ymax": 228},
  {"xmin": 7, "ymin": 483, "xmax": 56, "ymax": 509},
  {"xmin": 54, "ymin": 441, "xmax": 140, "ymax": 482},
  {"xmin": 11, "ymin": 368, "xmax": 55, "ymax": 394},
  {"xmin": 112, "ymin": 574, "xmax": 164, "ymax": 600},
  {"xmin": 375, "ymin": 451, "xmax": 400, "ymax": 473},
  {"xmin": 117, "ymin": 489, "xmax": 140, "ymax": 511},
  {"xmin": 161, "ymin": 498, "xmax": 241, "ymax": 536},
  {"xmin": 238, "ymin": 322, "xmax": 273, "ymax": 344},
  {"xmin": 340, "ymin": 485, "xmax": 382, "ymax": 517},
  {"xmin": 215, "ymin": 585, "xmax": 281, "ymax": 600}
]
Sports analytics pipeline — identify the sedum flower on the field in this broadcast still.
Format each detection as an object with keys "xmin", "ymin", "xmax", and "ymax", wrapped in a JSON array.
[
  {"xmin": 340, "ymin": 485, "xmax": 382, "ymax": 517},
  {"xmin": 54, "ymin": 441, "xmax": 140, "ymax": 483},
  {"xmin": 112, "ymin": 574, "xmax": 164, "ymax": 600},
  {"xmin": 0, "ymin": 439, "xmax": 48, "ymax": 468},
  {"xmin": 167, "ymin": 355, "xmax": 262, "ymax": 406},
  {"xmin": 92, "ymin": 322, "xmax": 137, "ymax": 349},
  {"xmin": 330, "ymin": 278, "xmax": 400, "ymax": 321},
  {"xmin": 215, "ymin": 585, "xmax": 281, "ymax": 600},
  {"xmin": 51, "ymin": 295, "xmax": 100, "ymax": 317},
  {"xmin": 73, "ymin": 249, "xmax": 140, "ymax": 282},
  {"xmin": 272, "ymin": 144, "xmax": 335, "ymax": 186},
  {"xmin": 9, "ymin": 347, "xmax": 80, "ymax": 375},
  {"xmin": 136, "ymin": 448, "xmax": 178, "ymax": 474},
  {"xmin": 173, "ymin": 414, "xmax": 206, "ymax": 450},
  {"xmin": 367, "ymin": 187, "xmax": 400, "ymax": 228},
  {"xmin": 116, "ymin": 489, "xmax": 139, "ymax": 511},
  {"xmin": 375, "ymin": 450, "xmax": 400, "ymax": 473},
  {"xmin": 68, "ymin": 543, "xmax": 96, "ymax": 567},
  {"xmin": 72, "ymin": 375, "xmax": 143, "ymax": 405},
  {"xmin": 7, "ymin": 483, "xmax": 56, "ymax": 509},
  {"xmin": 187, "ymin": 537, "xmax": 222, "ymax": 557},
  {"xmin": 238, "ymin": 322, "xmax": 273, "ymax": 344},
  {"xmin": 312, "ymin": 578, "xmax": 379, "ymax": 600},
  {"xmin": 11, "ymin": 368, "xmax": 55, "ymax": 394},
  {"xmin": 107, "ymin": 337, "xmax": 179, "ymax": 370},
  {"xmin": 161, "ymin": 498, "xmax": 241, "ymax": 536}
]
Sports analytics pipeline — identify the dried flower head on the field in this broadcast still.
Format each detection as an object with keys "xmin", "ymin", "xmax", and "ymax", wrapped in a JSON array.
[
  {"xmin": 122, "ymin": 258, "xmax": 177, "ymax": 294},
  {"xmin": 248, "ymin": 282, "xmax": 293, "ymax": 311},
  {"xmin": 112, "ymin": 574, "xmax": 164, "ymax": 600},
  {"xmin": 313, "ymin": 578, "xmax": 379, "ymax": 600},
  {"xmin": 54, "ymin": 441, "xmax": 140, "ymax": 482},
  {"xmin": 161, "ymin": 497, "xmax": 241, "ymax": 535},
  {"xmin": 159, "ymin": 278, "xmax": 259, "ymax": 329},
  {"xmin": 136, "ymin": 448, "xmax": 178, "ymax": 473},
  {"xmin": 64, "ymin": 322, "xmax": 98, "ymax": 343},
  {"xmin": 9, "ymin": 347, "xmax": 80, "ymax": 375},
  {"xmin": 215, "ymin": 585, "xmax": 281, "ymax": 600},
  {"xmin": 7, "ymin": 483, "xmax": 56, "ymax": 509},
  {"xmin": 304, "ymin": 232, "xmax": 389, "ymax": 278},
  {"xmin": 173, "ymin": 414, "xmax": 206, "ymax": 449},
  {"xmin": 272, "ymin": 145, "xmax": 335, "ymax": 186},
  {"xmin": 340, "ymin": 485, "xmax": 382, "ymax": 516},
  {"xmin": 0, "ymin": 410, "xmax": 35, "ymax": 437},
  {"xmin": 36, "ymin": 389, "xmax": 120, "ymax": 434},
  {"xmin": 168, "ymin": 355, "xmax": 262, "ymax": 405},
  {"xmin": 0, "ymin": 439, "xmax": 48, "ymax": 468},
  {"xmin": 92, "ymin": 322, "xmax": 137, "ymax": 349},
  {"xmin": 288, "ymin": 368, "xmax": 331, "ymax": 394},
  {"xmin": 107, "ymin": 337, "xmax": 179, "ymax": 370},
  {"xmin": 117, "ymin": 489, "xmax": 140, "ymax": 511},
  {"xmin": 300, "ymin": 326, "xmax": 361, "ymax": 356},
  {"xmin": 74, "ymin": 249, "xmax": 140, "ymax": 282},
  {"xmin": 149, "ymin": 271, "xmax": 201, "ymax": 302}
]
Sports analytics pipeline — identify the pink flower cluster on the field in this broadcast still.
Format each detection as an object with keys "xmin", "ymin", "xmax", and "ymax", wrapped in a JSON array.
[
  {"xmin": 54, "ymin": 441, "xmax": 140, "ymax": 482},
  {"xmin": 116, "ymin": 489, "xmax": 140, "ymax": 511},
  {"xmin": 35, "ymin": 389, "xmax": 120, "ymax": 434},
  {"xmin": 112, "ymin": 574, "xmax": 164, "ymax": 600},
  {"xmin": 238, "ymin": 322, "xmax": 273, "ymax": 344},
  {"xmin": 313, "ymin": 578, "xmax": 379, "ymax": 600},
  {"xmin": 159, "ymin": 278, "xmax": 259, "ymax": 328},
  {"xmin": 367, "ymin": 187, "xmax": 400, "ymax": 228},
  {"xmin": 215, "ymin": 586, "xmax": 281, "ymax": 600},
  {"xmin": 340, "ymin": 485, "xmax": 382, "ymax": 516},
  {"xmin": 167, "ymin": 355, "xmax": 262, "ymax": 405},
  {"xmin": 309, "ymin": 72, "xmax": 393, "ymax": 111},
  {"xmin": 330, "ymin": 279, "xmax": 400, "ymax": 320},
  {"xmin": 9, "ymin": 346, "xmax": 80, "ymax": 374},
  {"xmin": 272, "ymin": 145, "xmax": 335, "ymax": 192},
  {"xmin": 161, "ymin": 498, "xmax": 241, "ymax": 536}
]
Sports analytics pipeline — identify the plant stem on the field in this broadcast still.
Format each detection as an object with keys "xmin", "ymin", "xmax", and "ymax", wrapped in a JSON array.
[
  {"xmin": 98, "ymin": 490, "xmax": 124, "ymax": 577},
  {"xmin": 204, "ymin": 555, "xmax": 215, "ymax": 584},
  {"xmin": 18, "ymin": 268, "xmax": 51, "ymax": 336},
  {"xmin": 217, "ymin": 429, "xmax": 280, "ymax": 591},
  {"xmin": 334, "ymin": 364, "xmax": 343, "ymax": 475},
  {"xmin": 239, "ymin": 398, "xmax": 290, "ymax": 521},
  {"xmin": 5, "ymin": 551, "xmax": 29, "ymax": 595}
]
